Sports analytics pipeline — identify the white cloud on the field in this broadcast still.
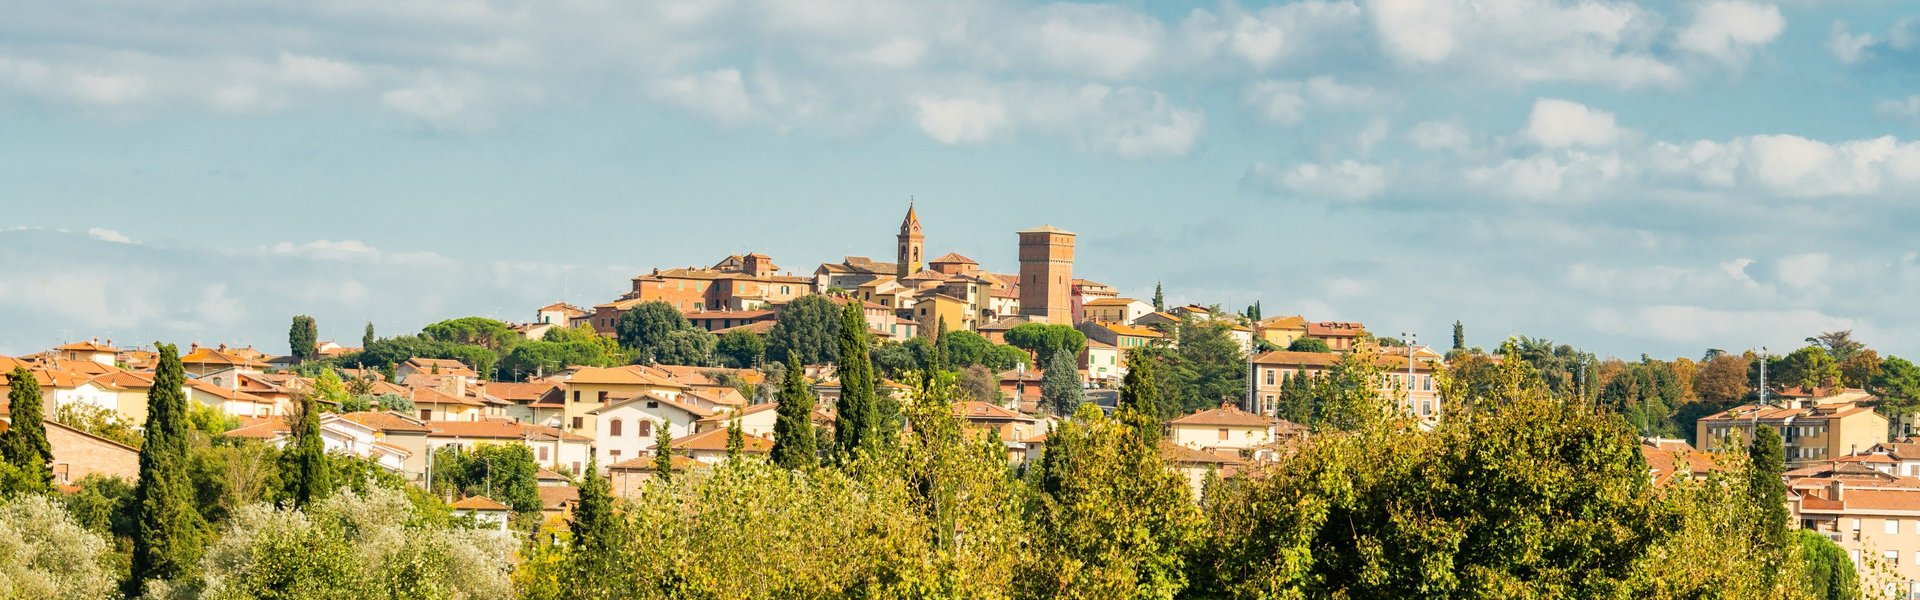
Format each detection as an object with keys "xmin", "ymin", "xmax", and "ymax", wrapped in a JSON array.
[
  {"xmin": 1271, "ymin": 160, "xmax": 1389, "ymax": 201},
  {"xmin": 270, "ymin": 239, "xmax": 378, "ymax": 259},
  {"xmin": 1364, "ymin": 0, "xmax": 1681, "ymax": 88},
  {"xmin": 279, "ymin": 53, "xmax": 365, "ymax": 90},
  {"xmin": 1025, "ymin": 84, "xmax": 1203, "ymax": 158},
  {"xmin": 1407, "ymin": 120, "xmax": 1471, "ymax": 151},
  {"xmin": 1877, "ymin": 96, "xmax": 1920, "ymax": 123},
  {"xmin": 1032, "ymin": 4, "xmax": 1164, "ymax": 79},
  {"xmin": 87, "ymin": 228, "xmax": 133, "ymax": 244},
  {"xmin": 1674, "ymin": 1, "xmax": 1785, "ymax": 65},
  {"xmin": 1776, "ymin": 253, "xmax": 1831, "ymax": 290},
  {"xmin": 1243, "ymin": 76, "xmax": 1380, "ymax": 126},
  {"xmin": 1526, "ymin": 98, "xmax": 1622, "ymax": 148},
  {"xmin": 1830, "ymin": 21, "xmax": 1878, "ymax": 65},
  {"xmin": 1466, "ymin": 151, "xmax": 1625, "ymax": 201},
  {"xmin": 1591, "ymin": 305, "xmax": 1856, "ymax": 345},
  {"xmin": 911, "ymin": 95, "xmax": 1007, "ymax": 144},
  {"xmin": 650, "ymin": 69, "xmax": 757, "ymax": 125},
  {"xmin": 848, "ymin": 38, "xmax": 926, "ymax": 69}
]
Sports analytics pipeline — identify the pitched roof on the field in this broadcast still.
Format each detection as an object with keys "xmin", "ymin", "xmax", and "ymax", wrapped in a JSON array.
[
  {"xmin": 953, "ymin": 401, "xmax": 1033, "ymax": 422},
  {"xmin": 222, "ymin": 418, "xmax": 290, "ymax": 439},
  {"xmin": 567, "ymin": 365, "xmax": 690, "ymax": 388},
  {"xmin": 538, "ymin": 302, "xmax": 587, "ymax": 314},
  {"xmin": 1171, "ymin": 405, "xmax": 1277, "ymax": 428},
  {"xmin": 538, "ymin": 485, "xmax": 579, "ymax": 511},
  {"xmin": 1306, "ymin": 322, "xmax": 1366, "ymax": 337},
  {"xmin": 409, "ymin": 385, "xmax": 486, "ymax": 407},
  {"xmin": 927, "ymin": 252, "xmax": 978, "ymax": 265},
  {"xmin": 402, "ymin": 357, "xmax": 478, "ymax": 377},
  {"xmin": 451, "ymin": 496, "xmax": 511, "ymax": 511},
  {"xmin": 180, "ymin": 346, "xmax": 267, "ymax": 367},
  {"xmin": 1091, "ymin": 321, "xmax": 1165, "ymax": 338},
  {"xmin": 607, "ymin": 454, "xmax": 702, "ymax": 472},
  {"xmin": 338, "ymin": 411, "xmax": 432, "ymax": 433},
  {"xmin": 1160, "ymin": 442, "xmax": 1246, "ymax": 466},
  {"xmin": 186, "ymin": 379, "xmax": 276, "ymax": 404},
  {"xmin": 592, "ymin": 392, "xmax": 717, "ymax": 419},
  {"xmin": 55, "ymin": 340, "xmax": 119, "ymax": 352},
  {"xmin": 1083, "ymin": 297, "xmax": 1143, "ymax": 307},
  {"xmin": 671, "ymin": 428, "xmax": 774, "ymax": 453},
  {"xmin": 484, "ymin": 381, "xmax": 558, "ymax": 403},
  {"xmin": 428, "ymin": 419, "xmax": 592, "ymax": 442},
  {"xmin": 1257, "ymin": 315, "xmax": 1307, "ymax": 329}
]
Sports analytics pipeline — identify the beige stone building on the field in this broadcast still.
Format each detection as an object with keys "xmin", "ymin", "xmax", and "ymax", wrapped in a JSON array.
[
  {"xmin": 1790, "ymin": 463, "xmax": 1920, "ymax": 595},
  {"xmin": 1696, "ymin": 389, "xmax": 1887, "ymax": 466}
]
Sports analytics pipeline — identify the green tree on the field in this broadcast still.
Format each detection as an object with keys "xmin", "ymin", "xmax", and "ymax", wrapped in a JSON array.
[
  {"xmin": 0, "ymin": 495, "xmax": 120, "ymax": 600},
  {"xmin": 1777, "ymin": 345, "xmax": 1842, "ymax": 391},
  {"xmin": 0, "ymin": 366, "xmax": 53, "ymax": 491},
  {"xmin": 1799, "ymin": 528, "xmax": 1859, "ymax": 600},
  {"xmin": 1749, "ymin": 424, "xmax": 1791, "ymax": 586},
  {"xmin": 128, "ymin": 343, "xmax": 210, "ymax": 597},
  {"xmin": 312, "ymin": 368, "xmax": 348, "ymax": 409},
  {"xmin": 654, "ymin": 427, "xmax": 675, "ymax": 483},
  {"xmin": 1874, "ymin": 356, "xmax": 1920, "ymax": 428},
  {"xmin": 726, "ymin": 416, "xmax": 745, "ymax": 462},
  {"xmin": 1004, "ymin": 323, "xmax": 1087, "ymax": 361},
  {"xmin": 770, "ymin": 355, "xmax": 819, "ymax": 470},
  {"xmin": 1040, "ymin": 347, "xmax": 1084, "ymax": 416},
  {"xmin": 715, "ymin": 329, "xmax": 766, "ymax": 368},
  {"xmin": 654, "ymin": 328, "xmax": 717, "ymax": 366},
  {"xmin": 1277, "ymin": 372, "xmax": 1315, "ymax": 425},
  {"xmin": 422, "ymin": 316, "xmax": 521, "ymax": 352},
  {"xmin": 1152, "ymin": 282, "xmax": 1164, "ymax": 311},
  {"xmin": 278, "ymin": 390, "xmax": 333, "ymax": 508},
  {"xmin": 939, "ymin": 329, "xmax": 993, "ymax": 368},
  {"xmin": 1118, "ymin": 351, "xmax": 1162, "ymax": 437},
  {"xmin": 1287, "ymin": 337, "xmax": 1331, "ymax": 353},
  {"xmin": 1452, "ymin": 320, "xmax": 1465, "ymax": 351},
  {"xmin": 767, "ymin": 294, "xmax": 841, "ymax": 365},
  {"xmin": 1026, "ymin": 404, "xmax": 1203, "ymax": 597},
  {"xmin": 566, "ymin": 456, "xmax": 623, "ymax": 597},
  {"xmin": 615, "ymin": 302, "xmax": 693, "ymax": 361},
  {"xmin": 290, "ymin": 315, "xmax": 318, "ymax": 362},
  {"xmin": 834, "ymin": 300, "xmax": 879, "ymax": 462},
  {"xmin": 362, "ymin": 321, "xmax": 375, "ymax": 349}
]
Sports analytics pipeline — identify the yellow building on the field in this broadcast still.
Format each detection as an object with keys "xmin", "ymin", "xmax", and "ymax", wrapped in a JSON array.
[
  {"xmin": 560, "ymin": 366, "xmax": 691, "ymax": 435},
  {"xmin": 1697, "ymin": 389, "xmax": 1888, "ymax": 466},
  {"xmin": 1255, "ymin": 315, "xmax": 1308, "ymax": 347},
  {"xmin": 912, "ymin": 293, "xmax": 972, "ymax": 337}
]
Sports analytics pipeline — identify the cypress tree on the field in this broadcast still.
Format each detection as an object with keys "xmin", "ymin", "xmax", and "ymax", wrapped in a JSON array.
[
  {"xmin": 363, "ymin": 321, "xmax": 376, "ymax": 349},
  {"xmin": 279, "ymin": 390, "xmax": 332, "ymax": 508},
  {"xmin": 769, "ymin": 355, "xmax": 818, "ymax": 470},
  {"xmin": 928, "ymin": 316, "xmax": 949, "ymax": 376},
  {"xmin": 128, "ymin": 343, "xmax": 208, "ymax": 597},
  {"xmin": 725, "ymin": 415, "xmax": 744, "ymax": 462},
  {"xmin": 0, "ymin": 367, "xmax": 53, "ymax": 490},
  {"xmin": 653, "ymin": 425, "xmax": 675, "ymax": 483},
  {"xmin": 1118, "ymin": 351, "xmax": 1162, "ymax": 443},
  {"xmin": 569, "ymin": 456, "xmax": 621, "ymax": 595},
  {"xmin": 1152, "ymin": 282, "xmax": 1165, "ymax": 311},
  {"xmin": 834, "ymin": 300, "xmax": 878, "ymax": 462},
  {"xmin": 290, "ymin": 315, "xmax": 318, "ymax": 363},
  {"xmin": 1041, "ymin": 347, "xmax": 1085, "ymax": 416},
  {"xmin": 1749, "ymin": 425, "xmax": 1790, "ymax": 585},
  {"xmin": 1452, "ymin": 320, "xmax": 1465, "ymax": 351}
]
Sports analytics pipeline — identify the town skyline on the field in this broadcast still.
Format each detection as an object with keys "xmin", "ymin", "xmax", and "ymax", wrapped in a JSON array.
[{"xmin": 4, "ymin": 1, "xmax": 1919, "ymax": 360}]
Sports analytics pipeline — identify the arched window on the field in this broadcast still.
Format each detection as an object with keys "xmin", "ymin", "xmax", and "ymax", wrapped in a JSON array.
[
  {"xmin": 638, "ymin": 420, "xmax": 653, "ymax": 437},
  {"xmin": 609, "ymin": 418, "xmax": 623, "ymax": 437}
]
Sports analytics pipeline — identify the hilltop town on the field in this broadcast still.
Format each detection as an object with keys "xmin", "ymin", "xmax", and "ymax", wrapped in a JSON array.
[{"xmin": 0, "ymin": 205, "xmax": 1909, "ymax": 597}]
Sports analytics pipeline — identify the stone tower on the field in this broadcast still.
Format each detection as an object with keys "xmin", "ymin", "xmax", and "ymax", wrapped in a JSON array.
[
  {"xmin": 897, "ymin": 203, "xmax": 924, "ymax": 280},
  {"xmin": 1017, "ymin": 224, "xmax": 1075, "ymax": 325}
]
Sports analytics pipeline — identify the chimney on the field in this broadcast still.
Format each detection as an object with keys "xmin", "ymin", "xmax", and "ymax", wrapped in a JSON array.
[
  {"xmin": 1831, "ymin": 480, "xmax": 1845, "ymax": 503},
  {"xmin": 190, "ymin": 342, "xmax": 200, "ymax": 351}
]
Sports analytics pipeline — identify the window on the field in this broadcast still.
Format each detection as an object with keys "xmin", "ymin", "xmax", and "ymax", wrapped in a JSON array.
[
  {"xmin": 1885, "ymin": 550, "xmax": 1899, "ymax": 565},
  {"xmin": 609, "ymin": 418, "xmax": 623, "ymax": 437},
  {"xmin": 647, "ymin": 401, "xmax": 659, "ymax": 409},
  {"xmin": 1853, "ymin": 518, "xmax": 1863, "ymax": 531},
  {"xmin": 1889, "ymin": 519, "xmax": 1902, "ymax": 535},
  {"xmin": 639, "ymin": 420, "xmax": 653, "ymax": 436},
  {"xmin": 572, "ymin": 462, "xmax": 582, "ymax": 473},
  {"xmin": 1264, "ymin": 369, "xmax": 1275, "ymax": 386},
  {"xmin": 572, "ymin": 417, "xmax": 584, "ymax": 429},
  {"xmin": 1218, "ymin": 428, "xmax": 1230, "ymax": 441},
  {"xmin": 420, "ymin": 409, "xmax": 432, "ymax": 420},
  {"xmin": 610, "ymin": 450, "xmax": 621, "ymax": 460},
  {"xmin": 538, "ymin": 447, "xmax": 549, "ymax": 461},
  {"xmin": 572, "ymin": 391, "xmax": 580, "ymax": 403},
  {"xmin": 597, "ymin": 391, "xmax": 608, "ymax": 403}
]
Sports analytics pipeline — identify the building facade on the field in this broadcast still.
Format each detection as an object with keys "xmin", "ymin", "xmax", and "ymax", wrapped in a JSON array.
[{"xmin": 1017, "ymin": 225, "xmax": 1075, "ymax": 325}]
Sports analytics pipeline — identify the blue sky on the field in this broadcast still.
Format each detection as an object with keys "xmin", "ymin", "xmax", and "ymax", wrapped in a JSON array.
[{"xmin": 2, "ymin": 0, "xmax": 1919, "ymax": 360}]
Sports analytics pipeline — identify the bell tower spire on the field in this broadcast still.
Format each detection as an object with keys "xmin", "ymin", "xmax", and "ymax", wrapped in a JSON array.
[{"xmin": 897, "ymin": 198, "xmax": 924, "ymax": 279}]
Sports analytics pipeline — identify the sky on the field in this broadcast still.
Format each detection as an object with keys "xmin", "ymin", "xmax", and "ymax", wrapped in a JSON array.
[{"xmin": 2, "ymin": 0, "xmax": 1918, "ymax": 361}]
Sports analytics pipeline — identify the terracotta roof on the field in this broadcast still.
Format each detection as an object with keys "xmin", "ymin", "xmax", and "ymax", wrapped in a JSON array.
[
  {"xmin": 1091, "ymin": 321, "xmax": 1165, "ymax": 338},
  {"xmin": 672, "ymin": 428, "xmax": 773, "ymax": 453},
  {"xmin": 180, "ymin": 346, "xmax": 267, "ymax": 367},
  {"xmin": 927, "ymin": 252, "xmax": 978, "ymax": 265},
  {"xmin": 222, "ymin": 418, "xmax": 290, "ymax": 439},
  {"xmin": 55, "ymin": 340, "xmax": 120, "ymax": 352},
  {"xmin": 977, "ymin": 317, "xmax": 1031, "ymax": 332},
  {"xmin": 538, "ymin": 485, "xmax": 579, "ymax": 511},
  {"xmin": 484, "ymin": 381, "xmax": 558, "ymax": 403},
  {"xmin": 403, "ymin": 357, "xmax": 478, "ymax": 377},
  {"xmin": 1160, "ymin": 442, "xmax": 1246, "ymax": 466},
  {"xmin": 1083, "ymin": 297, "xmax": 1143, "ymax": 307},
  {"xmin": 568, "ymin": 365, "xmax": 691, "ymax": 388},
  {"xmin": 451, "ymin": 496, "xmax": 511, "ymax": 511},
  {"xmin": 646, "ymin": 365, "xmax": 763, "ymax": 387},
  {"xmin": 996, "ymin": 368, "xmax": 1043, "ymax": 383},
  {"xmin": 338, "ymin": 411, "xmax": 432, "ymax": 433},
  {"xmin": 695, "ymin": 402, "xmax": 776, "ymax": 424},
  {"xmin": 187, "ymin": 379, "xmax": 276, "ymax": 404},
  {"xmin": 1306, "ymin": 322, "xmax": 1366, "ymax": 338},
  {"xmin": 409, "ymin": 386, "xmax": 486, "ymax": 408},
  {"xmin": 685, "ymin": 310, "xmax": 777, "ymax": 322},
  {"xmin": 539, "ymin": 302, "xmax": 587, "ymax": 314},
  {"xmin": 954, "ymin": 401, "xmax": 1033, "ymax": 422},
  {"xmin": 1171, "ymin": 405, "xmax": 1277, "ymax": 427}
]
